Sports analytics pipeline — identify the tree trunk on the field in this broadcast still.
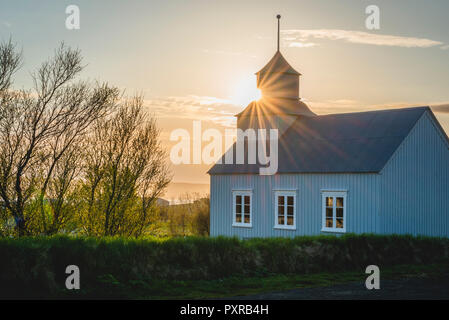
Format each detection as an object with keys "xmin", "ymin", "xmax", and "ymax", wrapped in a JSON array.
[{"xmin": 14, "ymin": 216, "xmax": 26, "ymax": 237}]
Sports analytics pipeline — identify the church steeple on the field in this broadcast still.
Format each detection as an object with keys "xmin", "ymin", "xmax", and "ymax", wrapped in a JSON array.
[
  {"xmin": 256, "ymin": 51, "xmax": 301, "ymax": 100},
  {"xmin": 277, "ymin": 14, "xmax": 281, "ymax": 52},
  {"xmin": 236, "ymin": 15, "xmax": 315, "ymax": 131},
  {"xmin": 255, "ymin": 15, "xmax": 304, "ymax": 101}
]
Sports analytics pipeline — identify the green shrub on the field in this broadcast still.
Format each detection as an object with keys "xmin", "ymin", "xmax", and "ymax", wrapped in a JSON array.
[{"xmin": 0, "ymin": 234, "xmax": 448, "ymax": 298}]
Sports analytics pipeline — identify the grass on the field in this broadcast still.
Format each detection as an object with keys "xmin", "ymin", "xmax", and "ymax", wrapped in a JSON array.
[{"xmin": 56, "ymin": 261, "xmax": 449, "ymax": 299}]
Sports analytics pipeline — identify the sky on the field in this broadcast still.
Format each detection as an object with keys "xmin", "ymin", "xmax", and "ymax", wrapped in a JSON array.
[{"xmin": 1, "ymin": 0, "xmax": 448, "ymax": 188}]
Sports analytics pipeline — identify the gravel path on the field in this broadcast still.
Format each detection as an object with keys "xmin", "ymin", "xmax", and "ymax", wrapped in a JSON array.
[{"xmin": 231, "ymin": 277, "xmax": 449, "ymax": 300}]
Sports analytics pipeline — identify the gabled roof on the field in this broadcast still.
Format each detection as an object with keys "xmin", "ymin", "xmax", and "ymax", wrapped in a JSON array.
[
  {"xmin": 256, "ymin": 51, "xmax": 301, "ymax": 75},
  {"xmin": 208, "ymin": 106, "xmax": 431, "ymax": 175}
]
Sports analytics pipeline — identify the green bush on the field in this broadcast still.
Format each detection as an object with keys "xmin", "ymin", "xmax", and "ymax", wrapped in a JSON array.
[{"xmin": 0, "ymin": 234, "xmax": 448, "ymax": 298}]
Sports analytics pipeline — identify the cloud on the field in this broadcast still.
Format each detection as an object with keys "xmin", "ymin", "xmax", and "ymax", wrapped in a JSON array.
[
  {"xmin": 146, "ymin": 94, "xmax": 449, "ymax": 130},
  {"xmin": 430, "ymin": 103, "xmax": 449, "ymax": 114},
  {"xmin": 282, "ymin": 29, "xmax": 444, "ymax": 48},
  {"xmin": 1, "ymin": 21, "xmax": 11, "ymax": 28},
  {"xmin": 144, "ymin": 94, "xmax": 241, "ymax": 128},
  {"xmin": 144, "ymin": 94, "xmax": 449, "ymax": 142},
  {"xmin": 288, "ymin": 42, "xmax": 318, "ymax": 48}
]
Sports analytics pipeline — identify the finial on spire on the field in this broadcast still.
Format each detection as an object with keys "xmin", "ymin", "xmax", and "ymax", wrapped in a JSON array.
[{"xmin": 276, "ymin": 14, "xmax": 281, "ymax": 52}]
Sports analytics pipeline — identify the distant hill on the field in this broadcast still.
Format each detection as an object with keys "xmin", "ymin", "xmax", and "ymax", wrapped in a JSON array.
[
  {"xmin": 162, "ymin": 182, "xmax": 210, "ymax": 203},
  {"xmin": 156, "ymin": 198, "xmax": 170, "ymax": 206}
]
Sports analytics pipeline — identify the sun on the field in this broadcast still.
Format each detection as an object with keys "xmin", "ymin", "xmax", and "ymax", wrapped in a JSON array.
[{"xmin": 229, "ymin": 75, "xmax": 262, "ymax": 106}]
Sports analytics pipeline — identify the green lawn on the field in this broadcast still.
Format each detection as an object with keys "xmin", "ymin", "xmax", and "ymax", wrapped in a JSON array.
[{"xmin": 59, "ymin": 262, "xmax": 449, "ymax": 299}]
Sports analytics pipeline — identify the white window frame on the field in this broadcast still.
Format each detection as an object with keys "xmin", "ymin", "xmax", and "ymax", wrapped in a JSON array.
[
  {"xmin": 274, "ymin": 190, "xmax": 296, "ymax": 230},
  {"xmin": 321, "ymin": 190, "xmax": 347, "ymax": 233},
  {"xmin": 232, "ymin": 190, "xmax": 252, "ymax": 228}
]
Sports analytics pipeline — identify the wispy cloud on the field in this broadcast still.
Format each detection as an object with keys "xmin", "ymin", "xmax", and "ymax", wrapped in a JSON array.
[
  {"xmin": 144, "ymin": 94, "xmax": 240, "ymax": 128},
  {"xmin": 1, "ymin": 21, "xmax": 11, "ymax": 28},
  {"xmin": 282, "ymin": 29, "xmax": 445, "ymax": 49},
  {"xmin": 288, "ymin": 42, "xmax": 317, "ymax": 48},
  {"xmin": 146, "ymin": 94, "xmax": 449, "ymax": 128}
]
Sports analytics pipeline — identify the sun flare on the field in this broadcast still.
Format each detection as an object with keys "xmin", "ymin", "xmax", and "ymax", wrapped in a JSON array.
[{"xmin": 229, "ymin": 75, "xmax": 262, "ymax": 106}]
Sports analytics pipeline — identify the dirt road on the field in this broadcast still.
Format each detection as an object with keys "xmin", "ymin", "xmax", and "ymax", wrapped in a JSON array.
[{"xmin": 232, "ymin": 277, "xmax": 449, "ymax": 300}]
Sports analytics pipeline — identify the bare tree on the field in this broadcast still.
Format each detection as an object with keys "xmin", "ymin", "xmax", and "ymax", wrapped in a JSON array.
[
  {"xmin": 0, "ymin": 39, "xmax": 22, "ymax": 92},
  {"xmin": 27, "ymin": 142, "xmax": 82, "ymax": 234},
  {"xmin": 35, "ymin": 83, "xmax": 119, "ymax": 234},
  {"xmin": 81, "ymin": 96, "xmax": 171, "ymax": 237},
  {"xmin": 0, "ymin": 41, "xmax": 119, "ymax": 236},
  {"xmin": 0, "ymin": 39, "xmax": 170, "ymax": 237}
]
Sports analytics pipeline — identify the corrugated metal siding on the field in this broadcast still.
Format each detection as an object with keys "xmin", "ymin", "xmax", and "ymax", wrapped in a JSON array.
[
  {"xmin": 380, "ymin": 111, "xmax": 449, "ymax": 236},
  {"xmin": 210, "ymin": 173, "xmax": 380, "ymax": 238}
]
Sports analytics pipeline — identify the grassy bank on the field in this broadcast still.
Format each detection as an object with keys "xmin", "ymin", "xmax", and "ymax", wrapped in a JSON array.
[{"xmin": 0, "ymin": 234, "xmax": 448, "ymax": 298}]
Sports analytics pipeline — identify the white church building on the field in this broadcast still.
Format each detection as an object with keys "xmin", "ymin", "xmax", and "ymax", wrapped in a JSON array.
[{"xmin": 208, "ymin": 16, "xmax": 449, "ymax": 238}]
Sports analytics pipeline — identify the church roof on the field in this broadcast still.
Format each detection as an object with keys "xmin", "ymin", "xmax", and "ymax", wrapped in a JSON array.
[
  {"xmin": 208, "ymin": 106, "xmax": 431, "ymax": 175},
  {"xmin": 256, "ymin": 51, "xmax": 301, "ymax": 76}
]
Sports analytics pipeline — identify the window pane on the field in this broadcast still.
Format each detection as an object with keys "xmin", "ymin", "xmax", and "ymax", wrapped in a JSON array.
[
  {"xmin": 278, "ymin": 205, "xmax": 284, "ymax": 216},
  {"xmin": 326, "ymin": 207, "xmax": 333, "ymax": 218},
  {"xmin": 287, "ymin": 216, "xmax": 293, "ymax": 226},
  {"xmin": 236, "ymin": 213, "xmax": 242, "ymax": 223},
  {"xmin": 244, "ymin": 214, "xmax": 250, "ymax": 224},
  {"xmin": 287, "ymin": 196, "xmax": 294, "ymax": 206},
  {"xmin": 244, "ymin": 195, "xmax": 250, "ymax": 205},
  {"xmin": 336, "ymin": 197, "xmax": 344, "ymax": 208},
  {"xmin": 236, "ymin": 204, "xmax": 241, "ymax": 214},
  {"xmin": 244, "ymin": 204, "xmax": 250, "ymax": 214},
  {"xmin": 336, "ymin": 208, "xmax": 343, "ymax": 218},
  {"xmin": 326, "ymin": 197, "xmax": 333, "ymax": 207},
  {"xmin": 278, "ymin": 196, "xmax": 284, "ymax": 205},
  {"xmin": 336, "ymin": 218, "xmax": 343, "ymax": 228},
  {"xmin": 287, "ymin": 205, "xmax": 294, "ymax": 215},
  {"xmin": 326, "ymin": 218, "xmax": 333, "ymax": 228},
  {"xmin": 278, "ymin": 216, "xmax": 284, "ymax": 225},
  {"xmin": 236, "ymin": 195, "xmax": 242, "ymax": 205}
]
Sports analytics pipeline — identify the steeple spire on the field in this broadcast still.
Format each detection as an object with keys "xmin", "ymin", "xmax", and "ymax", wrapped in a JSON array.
[
  {"xmin": 236, "ymin": 14, "xmax": 316, "ymax": 121},
  {"xmin": 276, "ymin": 14, "xmax": 281, "ymax": 51}
]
